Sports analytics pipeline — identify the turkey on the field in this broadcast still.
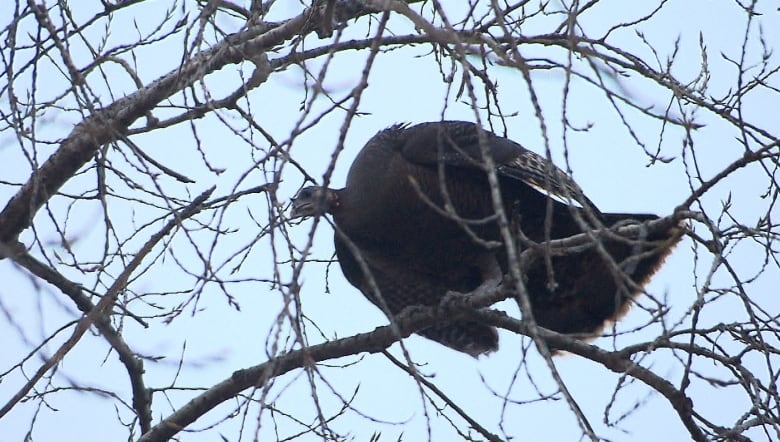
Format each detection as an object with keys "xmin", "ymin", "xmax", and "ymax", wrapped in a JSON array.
[{"xmin": 291, "ymin": 121, "xmax": 681, "ymax": 356}]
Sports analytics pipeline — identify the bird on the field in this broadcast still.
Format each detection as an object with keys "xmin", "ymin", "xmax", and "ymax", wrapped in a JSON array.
[{"xmin": 290, "ymin": 121, "xmax": 681, "ymax": 356}]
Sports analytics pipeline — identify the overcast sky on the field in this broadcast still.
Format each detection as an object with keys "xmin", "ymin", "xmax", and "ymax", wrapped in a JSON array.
[{"xmin": 1, "ymin": 1, "xmax": 778, "ymax": 441}]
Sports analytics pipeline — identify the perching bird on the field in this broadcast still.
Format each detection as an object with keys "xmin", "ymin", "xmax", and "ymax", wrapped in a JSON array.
[{"xmin": 291, "ymin": 121, "xmax": 681, "ymax": 356}]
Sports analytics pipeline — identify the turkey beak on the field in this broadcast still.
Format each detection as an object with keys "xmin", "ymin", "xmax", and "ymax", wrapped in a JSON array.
[
  {"xmin": 290, "ymin": 197, "xmax": 313, "ymax": 219},
  {"xmin": 289, "ymin": 201, "xmax": 307, "ymax": 219}
]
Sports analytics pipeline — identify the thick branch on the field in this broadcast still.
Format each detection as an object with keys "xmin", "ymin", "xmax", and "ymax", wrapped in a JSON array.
[
  {"xmin": 7, "ymin": 250, "xmax": 153, "ymax": 432},
  {"xmin": 137, "ymin": 297, "xmax": 502, "ymax": 442},
  {"xmin": 138, "ymin": 212, "xmax": 687, "ymax": 441},
  {"xmin": 0, "ymin": 0, "xmax": 393, "ymax": 243},
  {"xmin": 0, "ymin": 186, "xmax": 215, "ymax": 427},
  {"xmin": 477, "ymin": 311, "xmax": 707, "ymax": 442}
]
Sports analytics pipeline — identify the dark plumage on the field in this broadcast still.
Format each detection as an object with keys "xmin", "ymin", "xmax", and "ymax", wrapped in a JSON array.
[{"xmin": 291, "ymin": 121, "xmax": 680, "ymax": 356}]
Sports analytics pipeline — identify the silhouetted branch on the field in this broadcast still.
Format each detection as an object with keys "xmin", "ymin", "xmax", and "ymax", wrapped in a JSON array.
[{"xmin": 0, "ymin": 186, "xmax": 214, "ymax": 430}]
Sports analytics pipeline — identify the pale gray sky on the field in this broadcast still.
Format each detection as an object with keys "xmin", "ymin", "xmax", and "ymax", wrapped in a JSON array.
[{"xmin": 1, "ymin": 1, "xmax": 778, "ymax": 441}]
